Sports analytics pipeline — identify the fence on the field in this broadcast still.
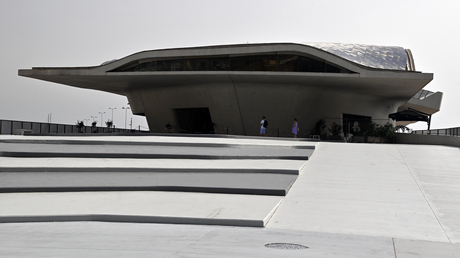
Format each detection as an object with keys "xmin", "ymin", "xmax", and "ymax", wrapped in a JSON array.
[
  {"xmin": 412, "ymin": 127, "xmax": 460, "ymax": 137},
  {"xmin": 0, "ymin": 119, "xmax": 149, "ymax": 135}
]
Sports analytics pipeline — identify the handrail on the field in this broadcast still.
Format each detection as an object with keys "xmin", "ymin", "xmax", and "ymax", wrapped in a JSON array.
[{"xmin": 412, "ymin": 127, "xmax": 460, "ymax": 137}]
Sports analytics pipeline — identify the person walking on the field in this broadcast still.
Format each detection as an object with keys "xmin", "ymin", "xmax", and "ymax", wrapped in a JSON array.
[
  {"xmin": 292, "ymin": 118, "xmax": 298, "ymax": 138},
  {"xmin": 260, "ymin": 116, "xmax": 267, "ymax": 136}
]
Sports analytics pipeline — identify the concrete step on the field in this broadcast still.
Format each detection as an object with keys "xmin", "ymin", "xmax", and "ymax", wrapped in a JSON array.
[
  {"xmin": 0, "ymin": 191, "xmax": 283, "ymax": 227},
  {"xmin": 0, "ymin": 172, "xmax": 297, "ymax": 196},
  {"xmin": 0, "ymin": 135, "xmax": 312, "ymax": 227},
  {"xmin": 0, "ymin": 157, "xmax": 305, "ymax": 175},
  {"xmin": 0, "ymin": 136, "xmax": 317, "ymax": 149},
  {"xmin": 0, "ymin": 142, "xmax": 312, "ymax": 160}
]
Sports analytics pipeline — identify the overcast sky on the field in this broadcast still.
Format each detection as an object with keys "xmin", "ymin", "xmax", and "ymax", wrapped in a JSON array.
[{"xmin": 1, "ymin": 0, "xmax": 459, "ymax": 131}]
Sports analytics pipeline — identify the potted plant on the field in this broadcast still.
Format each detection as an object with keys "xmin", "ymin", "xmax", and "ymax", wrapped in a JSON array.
[
  {"xmin": 311, "ymin": 119, "xmax": 327, "ymax": 140},
  {"xmin": 91, "ymin": 121, "xmax": 97, "ymax": 133},
  {"xmin": 352, "ymin": 121, "xmax": 366, "ymax": 143},
  {"xmin": 379, "ymin": 123, "xmax": 395, "ymax": 143},
  {"xmin": 328, "ymin": 122, "xmax": 343, "ymax": 140},
  {"xmin": 367, "ymin": 122, "xmax": 379, "ymax": 143},
  {"xmin": 105, "ymin": 120, "xmax": 113, "ymax": 133},
  {"xmin": 165, "ymin": 123, "xmax": 174, "ymax": 133},
  {"xmin": 76, "ymin": 121, "xmax": 84, "ymax": 133}
]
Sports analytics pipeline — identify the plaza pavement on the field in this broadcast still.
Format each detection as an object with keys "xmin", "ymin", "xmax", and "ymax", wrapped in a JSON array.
[{"xmin": 0, "ymin": 134, "xmax": 460, "ymax": 257}]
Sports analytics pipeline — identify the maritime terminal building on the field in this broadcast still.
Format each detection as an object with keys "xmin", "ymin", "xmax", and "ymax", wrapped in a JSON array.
[{"xmin": 19, "ymin": 43, "xmax": 442, "ymax": 136}]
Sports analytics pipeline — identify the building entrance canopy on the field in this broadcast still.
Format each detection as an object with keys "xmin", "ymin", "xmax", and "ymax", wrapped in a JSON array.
[{"xmin": 389, "ymin": 109, "xmax": 430, "ymax": 122}]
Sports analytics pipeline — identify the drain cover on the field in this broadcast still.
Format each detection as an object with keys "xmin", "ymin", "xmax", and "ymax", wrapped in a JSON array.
[{"xmin": 265, "ymin": 243, "xmax": 309, "ymax": 250}]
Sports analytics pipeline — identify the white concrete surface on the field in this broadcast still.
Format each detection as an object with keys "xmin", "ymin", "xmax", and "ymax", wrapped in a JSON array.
[
  {"xmin": 395, "ymin": 144, "xmax": 460, "ymax": 243},
  {"xmin": 0, "ymin": 135, "xmax": 307, "ymax": 227},
  {"xmin": 0, "ymin": 222, "xmax": 397, "ymax": 258},
  {"xmin": 268, "ymin": 142, "xmax": 460, "ymax": 244},
  {"xmin": 0, "ymin": 157, "xmax": 305, "ymax": 174},
  {"xmin": 2, "ymin": 135, "xmax": 460, "ymax": 257},
  {"xmin": 0, "ymin": 135, "xmax": 317, "ymax": 148},
  {"xmin": 394, "ymin": 238, "xmax": 460, "ymax": 258},
  {"xmin": 0, "ymin": 191, "xmax": 282, "ymax": 226},
  {"xmin": 0, "ymin": 172, "xmax": 298, "ymax": 196}
]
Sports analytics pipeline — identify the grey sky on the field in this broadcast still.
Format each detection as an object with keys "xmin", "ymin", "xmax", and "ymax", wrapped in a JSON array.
[{"xmin": 1, "ymin": 0, "xmax": 459, "ymax": 130}]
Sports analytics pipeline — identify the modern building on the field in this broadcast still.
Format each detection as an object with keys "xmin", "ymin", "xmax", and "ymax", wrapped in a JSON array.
[{"xmin": 19, "ymin": 43, "xmax": 442, "ymax": 136}]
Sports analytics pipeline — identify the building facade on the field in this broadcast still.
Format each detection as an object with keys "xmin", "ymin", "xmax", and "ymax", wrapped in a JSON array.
[{"xmin": 19, "ymin": 43, "xmax": 442, "ymax": 136}]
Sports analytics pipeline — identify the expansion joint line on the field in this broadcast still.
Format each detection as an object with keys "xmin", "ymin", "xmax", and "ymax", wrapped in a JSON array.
[
  {"xmin": 392, "ymin": 238, "xmax": 398, "ymax": 258},
  {"xmin": 228, "ymin": 74, "xmax": 246, "ymax": 135},
  {"xmin": 395, "ymin": 146, "xmax": 452, "ymax": 243}
]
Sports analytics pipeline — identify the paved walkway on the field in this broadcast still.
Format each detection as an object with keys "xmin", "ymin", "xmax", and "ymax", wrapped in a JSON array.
[
  {"xmin": 267, "ymin": 143, "xmax": 460, "ymax": 244},
  {"xmin": 1, "ymin": 135, "xmax": 460, "ymax": 257},
  {"xmin": 0, "ymin": 222, "xmax": 398, "ymax": 258}
]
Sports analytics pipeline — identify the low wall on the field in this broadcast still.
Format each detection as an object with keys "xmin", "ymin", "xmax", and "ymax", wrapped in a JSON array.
[
  {"xmin": 395, "ymin": 133, "xmax": 460, "ymax": 147},
  {"xmin": 0, "ymin": 119, "xmax": 148, "ymax": 135}
]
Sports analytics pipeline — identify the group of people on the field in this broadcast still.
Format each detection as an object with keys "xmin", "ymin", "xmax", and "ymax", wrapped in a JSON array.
[{"xmin": 260, "ymin": 116, "xmax": 299, "ymax": 138}]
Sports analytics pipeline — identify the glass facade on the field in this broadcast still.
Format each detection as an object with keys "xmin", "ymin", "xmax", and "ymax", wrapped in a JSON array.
[
  {"xmin": 304, "ymin": 43, "xmax": 408, "ymax": 71},
  {"xmin": 111, "ymin": 53, "xmax": 352, "ymax": 73}
]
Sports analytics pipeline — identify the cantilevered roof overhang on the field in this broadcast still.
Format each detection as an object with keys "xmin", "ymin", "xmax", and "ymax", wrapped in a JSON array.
[
  {"xmin": 18, "ymin": 43, "xmax": 433, "ymax": 100},
  {"xmin": 389, "ymin": 109, "xmax": 430, "ymax": 122}
]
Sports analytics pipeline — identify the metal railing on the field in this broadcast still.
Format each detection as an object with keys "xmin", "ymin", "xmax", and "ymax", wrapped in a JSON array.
[
  {"xmin": 0, "ymin": 119, "xmax": 149, "ymax": 135},
  {"xmin": 412, "ymin": 127, "xmax": 460, "ymax": 137}
]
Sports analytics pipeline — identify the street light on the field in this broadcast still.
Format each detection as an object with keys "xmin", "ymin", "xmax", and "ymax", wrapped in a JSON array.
[
  {"xmin": 109, "ymin": 107, "xmax": 116, "ymax": 123},
  {"xmin": 91, "ymin": 116, "xmax": 97, "ymax": 122},
  {"xmin": 99, "ymin": 112, "xmax": 105, "ymax": 126},
  {"xmin": 122, "ymin": 106, "xmax": 131, "ymax": 129},
  {"xmin": 82, "ymin": 119, "xmax": 90, "ymax": 134}
]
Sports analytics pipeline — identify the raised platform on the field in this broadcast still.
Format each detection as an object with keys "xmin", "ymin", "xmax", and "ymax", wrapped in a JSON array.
[
  {"xmin": 2, "ymin": 135, "xmax": 460, "ymax": 257},
  {"xmin": 0, "ymin": 135, "xmax": 314, "ymax": 227}
]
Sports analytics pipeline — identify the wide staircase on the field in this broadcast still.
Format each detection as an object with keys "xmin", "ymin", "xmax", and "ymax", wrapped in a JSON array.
[{"xmin": 0, "ymin": 135, "xmax": 316, "ymax": 227}]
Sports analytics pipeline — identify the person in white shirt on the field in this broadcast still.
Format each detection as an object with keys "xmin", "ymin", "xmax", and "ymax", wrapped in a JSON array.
[{"xmin": 260, "ymin": 116, "xmax": 266, "ymax": 136}]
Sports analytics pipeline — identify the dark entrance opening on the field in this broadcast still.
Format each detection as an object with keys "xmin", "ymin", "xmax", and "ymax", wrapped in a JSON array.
[
  {"xmin": 175, "ymin": 107, "xmax": 214, "ymax": 134},
  {"xmin": 343, "ymin": 114, "xmax": 372, "ymax": 136}
]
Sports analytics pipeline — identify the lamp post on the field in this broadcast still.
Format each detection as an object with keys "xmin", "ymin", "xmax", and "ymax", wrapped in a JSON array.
[
  {"xmin": 122, "ymin": 106, "xmax": 131, "ymax": 129},
  {"xmin": 109, "ymin": 107, "xmax": 116, "ymax": 123},
  {"xmin": 91, "ymin": 116, "xmax": 97, "ymax": 122},
  {"xmin": 83, "ymin": 119, "xmax": 90, "ymax": 133},
  {"xmin": 99, "ymin": 112, "xmax": 105, "ymax": 126}
]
